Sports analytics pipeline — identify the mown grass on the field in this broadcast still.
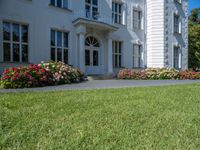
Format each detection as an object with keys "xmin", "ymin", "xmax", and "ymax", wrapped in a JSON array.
[{"xmin": 1, "ymin": 84, "xmax": 200, "ymax": 149}]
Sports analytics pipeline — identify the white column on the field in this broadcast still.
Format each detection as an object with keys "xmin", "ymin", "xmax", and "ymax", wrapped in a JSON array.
[
  {"xmin": 79, "ymin": 32, "xmax": 85, "ymax": 72},
  {"xmin": 108, "ymin": 38, "xmax": 113, "ymax": 74}
]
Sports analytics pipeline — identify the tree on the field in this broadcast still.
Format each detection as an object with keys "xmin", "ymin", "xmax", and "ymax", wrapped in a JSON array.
[{"xmin": 188, "ymin": 8, "xmax": 200, "ymax": 69}]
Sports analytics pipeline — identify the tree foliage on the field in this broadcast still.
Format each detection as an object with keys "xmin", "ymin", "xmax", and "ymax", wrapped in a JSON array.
[{"xmin": 188, "ymin": 8, "xmax": 200, "ymax": 69}]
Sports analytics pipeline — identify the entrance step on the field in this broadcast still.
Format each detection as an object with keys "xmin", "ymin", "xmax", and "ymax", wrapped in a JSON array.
[{"xmin": 87, "ymin": 74, "xmax": 116, "ymax": 80}]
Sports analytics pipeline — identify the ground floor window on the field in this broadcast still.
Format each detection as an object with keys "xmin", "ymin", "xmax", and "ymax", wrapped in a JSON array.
[
  {"xmin": 3, "ymin": 21, "xmax": 28, "ymax": 62},
  {"xmin": 51, "ymin": 30, "xmax": 69, "ymax": 64},
  {"xmin": 112, "ymin": 41, "xmax": 122, "ymax": 67},
  {"xmin": 133, "ymin": 44, "xmax": 142, "ymax": 68},
  {"xmin": 174, "ymin": 46, "xmax": 180, "ymax": 69}
]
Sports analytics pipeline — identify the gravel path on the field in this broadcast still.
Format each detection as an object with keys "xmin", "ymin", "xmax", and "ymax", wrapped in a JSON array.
[{"xmin": 0, "ymin": 80, "xmax": 200, "ymax": 93}]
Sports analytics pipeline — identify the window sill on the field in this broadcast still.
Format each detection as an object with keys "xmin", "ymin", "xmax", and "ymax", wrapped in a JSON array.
[
  {"xmin": 113, "ymin": 23, "xmax": 126, "ymax": 27},
  {"xmin": 49, "ymin": 4, "xmax": 73, "ymax": 13},
  {"xmin": 174, "ymin": 32, "xmax": 182, "ymax": 36}
]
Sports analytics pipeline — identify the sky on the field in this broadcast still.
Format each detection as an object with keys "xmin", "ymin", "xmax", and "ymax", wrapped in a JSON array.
[{"xmin": 188, "ymin": 0, "xmax": 200, "ymax": 14}]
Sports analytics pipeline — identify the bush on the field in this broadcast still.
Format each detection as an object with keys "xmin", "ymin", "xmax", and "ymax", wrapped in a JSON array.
[
  {"xmin": 0, "ymin": 62, "xmax": 85, "ymax": 89},
  {"xmin": 0, "ymin": 64, "xmax": 53, "ymax": 89},
  {"xmin": 39, "ymin": 61, "xmax": 84, "ymax": 85},
  {"xmin": 117, "ymin": 68, "xmax": 200, "ymax": 80}
]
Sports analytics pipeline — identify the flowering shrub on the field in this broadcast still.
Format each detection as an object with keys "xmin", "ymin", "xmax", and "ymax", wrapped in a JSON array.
[
  {"xmin": 0, "ymin": 65, "xmax": 53, "ymax": 89},
  {"xmin": 117, "ymin": 68, "xmax": 200, "ymax": 80},
  {"xmin": 39, "ymin": 61, "xmax": 84, "ymax": 85},
  {"xmin": 0, "ymin": 62, "xmax": 85, "ymax": 89}
]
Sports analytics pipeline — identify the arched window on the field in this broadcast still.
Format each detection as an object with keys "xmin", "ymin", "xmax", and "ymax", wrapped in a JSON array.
[{"xmin": 85, "ymin": 36, "xmax": 100, "ymax": 47}]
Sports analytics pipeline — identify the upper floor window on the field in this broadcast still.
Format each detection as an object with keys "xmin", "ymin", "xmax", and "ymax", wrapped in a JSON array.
[
  {"xmin": 133, "ymin": 44, "xmax": 142, "ymax": 68},
  {"xmin": 112, "ymin": 41, "xmax": 122, "ymax": 67},
  {"xmin": 51, "ymin": 30, "xmax": 69, "ymax": 64},
  {"xmin": 133, "ymin": 10, "xmax": 142, "ymax": 29},
  {"xmin": 3, "ymin": 21, "xmax": 28, "ymax": 62},
  {"xmin": 50, "ymin": 0, "xmax": 68, "ymax": 9},
  {"xmin": 174, "ymin": 14, "xmax": 181, "ymax": 34},
  {"xmin": 174, "ymin": 0, "xmax": 181, "ymax": 4},
  {"xmin": 112, "ymin": 2, "xmax": 122, "ymax": 24},
  {"xmin": 85, "ymin": 0, "xmax": 99, "ymax": 20}
]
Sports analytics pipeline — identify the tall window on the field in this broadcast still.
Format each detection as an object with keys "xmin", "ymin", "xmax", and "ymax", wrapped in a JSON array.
[
  {"xmin": 174, "ymin": 14, "xmax": 180, "ymax": 33},
  {"xmin": 174, "ymin": 46, "xmax": 180, "ymax": 69},
  {"xmin": 50, "ymin": 0, "xmax": 68, "ymax": 9},
  {"xmin": 85, "ymin": 0, "xmax": 99, "ymax": 20},
  {"xmin": 112, "ymin": 41, "xmax": 122, "ymax": 67},
  {"xmin": 112, "ymin": 2, "xmax": 122, "ymax": 24},
  {"xmin": 133, "ymin": 10, "xmax": 142, "ymax": 29},
  {"xmin": 133, "ymin": 44, "xmax": 142, "ymax": 68},
  {"xmin": 3, "ymin": 22, "xmax": 28, "ymax": 62},
  {"xmin": 51, "ymin": 30, "xmax": 69, "ymax": 64}
]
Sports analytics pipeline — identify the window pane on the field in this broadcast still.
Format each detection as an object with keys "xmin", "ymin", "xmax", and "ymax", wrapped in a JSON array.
[
  {"xmin": 57, "ymin": 48, "xmax": 62, "ymax": 61},
  {"xmin": 57, "ymin": 31, "xmax": 62, "ymax": 47},
  {"xmin": 13, "ymin": 24, "xmax": 20, "ymax": 42},
  {"xmin": 64, "ymin": 49, "xmax": 68, "ymax": 64},
  {"xmin": 93, "ymin": 50, "xmax": 99, "ymax": 66},
  {"xmin": 85, "ymin": 0, "xmax": 91, "ymax": 4},
  {"xmin": 13, "ymin": 44, "xmax": 20, "ymax": 62},
  {"xmin": 51, "ymin": 48, "xmax": 55, "ymax": 61},
  {"xmin": 51, "ymin": 30, "xmax": 55, "ymax": 46},
  {"xmin": 21, "ymin": 25, "xmax": 28, "ymax": 43},
  {"xmin": 63, "ymin": 0, "xmax": 68, "ymax": 9},
  {"xmin": 92, "ymin": 0, "xmax": 98, "ymax": 5},
  {"xmin": 51, "ymin": 0, "xmax": 55, "ymax": 5},
  {"xmin": 86, "ymin": 5, "xmax": 91, "ymax": 18},
  {"xmin": 119, "ymin": 55, "xmax": 121, "ymax": 67},
  {"xmin": 22, "ymin": 45, "xmax": 28, "ymax": 62},
  {"xmin": 3, "ymin": 22, "xmax": 10, "ymax": 41},
  {"xmin": 85, "ymin": 50, "xmax": 90, "ymax": 66},
  {"xmin": 57, "ymin": 0, "xmax": 62, "ymax": 7},
  {"xmin": 64, "ymin": 32, "xmax": 68, "ymax": 48},
  {"xmin": 3, "ymin": 43, "xmax": 10, "ymax": 62}
]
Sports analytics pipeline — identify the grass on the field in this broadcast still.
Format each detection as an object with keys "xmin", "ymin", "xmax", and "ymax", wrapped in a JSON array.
[{"xmin": 1, "ymin": 84, "xmax": 200, "ymax": 149}]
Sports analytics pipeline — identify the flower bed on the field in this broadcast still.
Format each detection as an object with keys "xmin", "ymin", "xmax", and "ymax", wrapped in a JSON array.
[
  {"xmin": 0, "ymin": 62, "xmax": 84, "ymax": 89},
  {"xmin": 117, "ymin": 68, "xmax": 200, "ymax": 80}
]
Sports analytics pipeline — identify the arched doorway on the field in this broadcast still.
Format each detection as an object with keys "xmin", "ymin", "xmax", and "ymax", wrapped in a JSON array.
[{"xmin": 85, "ymin": 36, "xmax": 101, "ymax": 74}]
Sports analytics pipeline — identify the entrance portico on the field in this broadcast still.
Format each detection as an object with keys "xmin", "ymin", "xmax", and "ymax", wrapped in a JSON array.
[{"xmin": 73, "ymin": 18, "xmax": 118, "ymax": 75}]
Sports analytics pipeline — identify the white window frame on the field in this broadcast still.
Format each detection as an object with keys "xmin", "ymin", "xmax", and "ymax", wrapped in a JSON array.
[
  {"xmin": 2, "ymin": 21, "xmax": 29, "ymax": 63},
  {"xmin": 50, "ymin": 0, "xmax": 69, "ymax": 9},
  {"xmin": 173, "ymin": 45, "xmax": 181, "ymax": 69},
  {"xmin": 51, "ymin": 29, "xmax": 69, "ymax": 64},
  {"xmin": 85, "ymin": 0, "xmax": 99, "ymax": 20},
  {"xmin": 112, "ymin": 2, "xmax": 123, "ymax": 24},
  {"xmin": 174, "ymin": 14, "xmax": 181, "ymax": 34},
  {"xmin": 112, "ymin": 41, "xmax": 122, "ymax": 68},
  {"xmin": 133, "ymin": 44, "xmax": 142, "ymax": 68},
  {"xmin": 133, "ymin": 9, "xmax": 142, "ymax": 29}
]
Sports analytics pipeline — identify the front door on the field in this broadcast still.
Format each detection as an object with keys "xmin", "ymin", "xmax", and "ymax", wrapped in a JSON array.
[{"xmin": 85, "ymin": 36, "xmax": 101, "ymax": 74}]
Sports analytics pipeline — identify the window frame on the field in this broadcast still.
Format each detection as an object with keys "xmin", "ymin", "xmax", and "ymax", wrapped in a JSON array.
[
  {"xmin": 2, "ymin": 21, "xmax": 29, "ymax": 63},
  {"xmin": 50, "ymin": 29, "xmax": 69, "ymax": 64},
  {"xmin": 173, "ymin": 14, "xmax": 181, "ymax": 34},
  {"xmin": 85, "ymin": 0, "xmax": 99, "ymax": 20},
  {"xmin": 133, "ymin": 44, "xmax": 142, "ymax": 68},
  {"xmin": 112, "ymin": 2, "xmax": 123, "ymax": 24},
  {"xmin": 173, "ymin": 45, "xmax": 181, "ymax": 69},
  {"xmin": 133, "ymin": 9, "xmax": 142, "ymax": 30},
  {"xmin": 112, "ymin": 41, "xmax": 122, "ymax": 68},
  {"xmin": 50, "ymin": 0, "xmax": 69, "ymax": 9}
]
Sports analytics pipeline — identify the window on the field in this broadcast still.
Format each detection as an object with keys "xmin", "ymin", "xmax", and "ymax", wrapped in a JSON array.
[
  {"xmin": 85, "ymin": 0, "xmax": 99, "ymax": 20},
  {"xmin": 51, "ymin": 30, "xmax": 69, "ymax": 64},
  {"xmin": 174, "ymin": 46, "xmax": 180, "ymax": 69},
  {"xmin": 133, "ymin": 10, "xmax": 142, "ymax": 29},
  {"xmin": 174, "ymin": 14, "xmax": 180, "ymax": 34},
  {"xmin": 3, "ymin": 22, "xmax": 28, "ymax": 62},
  {"xmin": 133, "ymin": 44, "xmax": 142, "ymax": 68},
  {"xmin": 50, "ymin": 0, "xmax": 68, "ymax": 9},
  {"xmin": 112, "ymin": 2, "xmax": 122, "ymax": 24},
  {"xmin": 174, "ymin": 0, "xmax": 181, "ymax": 4},
  {"xmin": 112, "ymin": 41, "xmax": 122, "ymax": 67}
]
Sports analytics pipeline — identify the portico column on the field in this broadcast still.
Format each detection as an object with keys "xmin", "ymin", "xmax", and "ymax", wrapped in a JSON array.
[
  {"xmin": 108, "ymin": 38, "xmax": 113, "ymax": 74},
  {"xmin": 76, "ymin": 25, "xmax": 86, "ymax": 73}
]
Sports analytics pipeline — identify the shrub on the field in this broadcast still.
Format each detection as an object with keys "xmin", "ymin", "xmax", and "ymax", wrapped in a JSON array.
[
  {"xmin": 117, "ymin": 68, "xmax": 200, "ymax": 80},
  {"xmin": 0, "ymin": 62, "xmax": 85, "ymax": 89},
  {"xmin": 0, "ymin": 65, "xmax": 53, "ymax": 89}
]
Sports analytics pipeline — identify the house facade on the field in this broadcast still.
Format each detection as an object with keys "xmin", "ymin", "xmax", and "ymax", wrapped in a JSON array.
[{"xmin": 0, "ymin": 0, "xmax": 188, "ymax": 75}]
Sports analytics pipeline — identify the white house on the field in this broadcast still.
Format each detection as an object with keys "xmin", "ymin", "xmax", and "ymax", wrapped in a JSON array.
[{"xmin": 0, "ymin": 0, "xmax": 188, "ymax": 75}]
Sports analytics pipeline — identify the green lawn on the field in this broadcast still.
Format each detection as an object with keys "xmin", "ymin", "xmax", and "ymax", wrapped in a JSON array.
[{"xmin": 1, "ymin": 84, "xmax": 200, "ymax": 149}]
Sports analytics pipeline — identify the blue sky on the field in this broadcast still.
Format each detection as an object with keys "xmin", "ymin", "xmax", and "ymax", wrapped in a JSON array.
[{"xmin": 188, "ymin": 0, "xmax": 200, "ymax": 14}]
